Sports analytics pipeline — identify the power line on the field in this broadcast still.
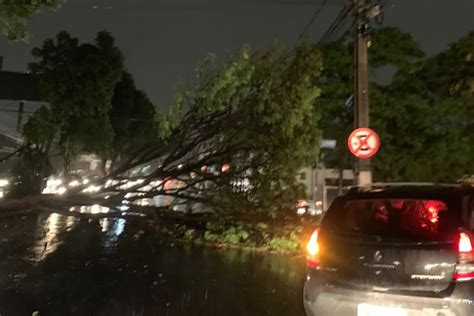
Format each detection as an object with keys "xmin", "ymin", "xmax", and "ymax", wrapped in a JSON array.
[
  {"xmin": 296, "ymin": 0, "xmax": 328, "ymax": 42},
  {"xmin": 319, "ymin": 3, "xmax": 353, "ymax": 44}
]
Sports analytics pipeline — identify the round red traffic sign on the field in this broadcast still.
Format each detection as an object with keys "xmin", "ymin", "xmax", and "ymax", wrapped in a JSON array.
[{"xmin": 347, "ymin": 127, "xmax": 380, "ymax": 159}]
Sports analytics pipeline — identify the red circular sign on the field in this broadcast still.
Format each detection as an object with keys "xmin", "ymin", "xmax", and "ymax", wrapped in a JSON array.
[{"xmin": 347, "ymin": 127, "xmax": 380, "ymax": 159}]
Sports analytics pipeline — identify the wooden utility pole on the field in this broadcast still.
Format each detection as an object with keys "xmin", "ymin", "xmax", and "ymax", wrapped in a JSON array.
[
  {"xmin": 352, "ymin": 0, "xmax": 381, "ymax": 185},
  {"xmin": 16, "ymin": 101, "xmax": 24, "ymax": 133}
]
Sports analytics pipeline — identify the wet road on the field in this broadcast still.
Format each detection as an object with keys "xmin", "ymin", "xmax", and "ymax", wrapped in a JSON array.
[{"xmin": 0, "ymin": 213, "xmax": 306, "ymax": 316}]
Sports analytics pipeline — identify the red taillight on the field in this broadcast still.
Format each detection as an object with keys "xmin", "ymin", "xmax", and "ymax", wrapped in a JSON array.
[
  {"xmin": 453, "ymin": 271, "xmax": 474, "ymax": 281},
  {"xmin": 454, "ymin": 231, "xmax": 474, "ymax": 281},
  {"xmin": 306, "ymin": 228, "xmax": 320, "ymax": 268},
  {"xmin": 459, "ymin": 232, "xmax": 473, "ymax": 253}
]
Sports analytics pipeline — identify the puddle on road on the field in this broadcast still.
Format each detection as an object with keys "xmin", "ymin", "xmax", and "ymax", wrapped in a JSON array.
[
  {"xmin": 32, "ymin": 210, "xmax": 127, "ymax": 261},
  {"xmin": 100, "ymin": 217, "xmax": 127, "ymax": 248},
  {"xmin": 10, "ymin": 213, "xmax": 305, "ymax": 315},
  {"xmin": 32, "ymin": 213, "xmax": 78, "ymax": 261}
]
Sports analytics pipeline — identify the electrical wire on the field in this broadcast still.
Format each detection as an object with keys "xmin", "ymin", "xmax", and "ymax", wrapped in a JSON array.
[
  {"xmin": 296, "ymin": 0, "xmax": 328, "ymax": 42},
  {"xmin": 319, "ymin": 3, "xmax": 353, "ymax": 44}
]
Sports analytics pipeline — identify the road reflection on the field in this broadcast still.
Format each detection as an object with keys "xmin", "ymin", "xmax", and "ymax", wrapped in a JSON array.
[
  {"xmin": 32, "ymin": 213, "xmax": 78, "ymax": 261},
  {"xmin": 100, "ymin": 217, "xmax": 126, "ymax": 248},
  {"xmin": 5, "ymin": 213, "xmax": 305, "ymax": 315}
]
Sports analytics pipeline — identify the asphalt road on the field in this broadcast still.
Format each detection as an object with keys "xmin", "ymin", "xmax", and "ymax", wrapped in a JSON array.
[{"xmin": 0, "ymin": 212, "xmax": 306, "ymax": 316}]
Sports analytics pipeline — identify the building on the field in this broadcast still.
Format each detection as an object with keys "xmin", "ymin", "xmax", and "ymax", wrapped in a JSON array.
[{"xmin": 297, "ymin": 166, "xmax": 354, "ymax": 211}]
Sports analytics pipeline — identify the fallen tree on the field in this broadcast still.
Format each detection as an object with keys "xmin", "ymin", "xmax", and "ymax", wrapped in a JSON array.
[{"xmin": 1, "ymin": 43, "xmax": 324, "ymax": 219}]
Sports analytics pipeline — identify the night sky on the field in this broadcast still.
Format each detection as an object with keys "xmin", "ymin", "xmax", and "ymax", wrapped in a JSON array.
[{"xmin": 0, "ymin": 0, "xmax": 473, "ymax": 133}]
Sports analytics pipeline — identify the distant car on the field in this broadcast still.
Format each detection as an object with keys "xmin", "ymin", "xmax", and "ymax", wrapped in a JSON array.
[
  {"xmin": 304, "ymin": 183, "xmax": 474, "ymax": 316},
  {"xmin": 297, "ymin": 199, "xmax": 324, "ymax": 216}
]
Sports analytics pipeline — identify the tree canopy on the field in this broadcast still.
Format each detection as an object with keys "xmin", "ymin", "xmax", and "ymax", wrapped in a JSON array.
[
  {"xmin": 317, "ymin": 27, "xmax": 474, "ymax": 182},
  {"xmin": 371, "ymin": 31, "xmax": 474, "ymax": 181},
  {"xmin": 109, "ymin": 72, "xmax": 158, "ymax": 167},
  {"xmin": 6, "ymin": 42, "xmax": 323, "ymax": 215},
  {"xmin": 0, "ymin": 0, "xmax": 59, "ymax": 40},
  {"xmin": 28, "ymin": 31, "xmax": 124, "ymax": 175}
]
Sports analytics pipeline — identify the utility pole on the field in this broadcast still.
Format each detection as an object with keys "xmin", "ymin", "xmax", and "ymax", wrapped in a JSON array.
[
  {"xmin": 352, "ymin": 0, "xmax": 382, "ymax": 185},
  {"xmin": 16, "ymin": 101, "xmax": 24, "ymax": 133}
]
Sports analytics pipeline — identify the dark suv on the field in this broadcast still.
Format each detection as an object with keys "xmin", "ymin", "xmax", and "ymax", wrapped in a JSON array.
[{"xmin": 304, "ymin": 183, "xmax": 474, "ymax": 316}]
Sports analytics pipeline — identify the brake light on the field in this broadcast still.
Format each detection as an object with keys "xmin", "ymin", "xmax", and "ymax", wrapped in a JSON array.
[
  {"xmin": 459, "ymin": 232, "xmax": 473, "ymax": 253},
  {"xmin": 454, "ymin": 231, "xmax": 474, "ymax": 281},
  {"xmin": 306, "ymin": 228, "xmax": 320, "ymax": 268}
]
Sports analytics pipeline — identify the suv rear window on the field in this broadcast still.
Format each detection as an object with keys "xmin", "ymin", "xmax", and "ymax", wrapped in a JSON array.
[{"xmin": 330, "ymin": 199, "xmax": 452, "ymax": 242}]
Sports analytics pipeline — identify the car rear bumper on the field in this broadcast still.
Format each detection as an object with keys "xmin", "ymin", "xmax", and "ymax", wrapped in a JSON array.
[{"xmin": 304, "ymin": 272, "xmax": 474, "ymax": 316}]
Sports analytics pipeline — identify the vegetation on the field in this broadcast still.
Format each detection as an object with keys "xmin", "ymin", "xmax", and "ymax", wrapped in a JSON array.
[
  {"xmin": 0, "ymin": 0, "xmax": 60, "ymax": 41},
  {"xmin": 157, "ymin": 214, "xmax": 319, "ymax": 253},
  {"xmin": 2, "ymin": 27, "xmax": 474, "ymax": 252},
  {"xmin": 317, "ymin": 27, "xmax": 474, "ymax": 182}
]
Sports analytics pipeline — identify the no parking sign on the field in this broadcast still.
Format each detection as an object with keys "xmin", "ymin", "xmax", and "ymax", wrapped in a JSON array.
[{"xmin": 347, "ymin": 127, "xmax": 380, "ymax": 159}]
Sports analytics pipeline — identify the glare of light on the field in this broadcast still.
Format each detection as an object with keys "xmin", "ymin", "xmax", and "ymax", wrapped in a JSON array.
[
  {"xmin": 57, "ymin": 187, "xmax": 67, "ymax": 195},
  {"xmin": 459, "ymin": 232, "xmax": 473, "ymax": 253},
  {"xmin": 91, "ymin": 204, "xmax": 101, "ymax": 214},
  {"xmin": 100, "ymin": 218, "xmax": 111, "ymax": 232},
  {"xmin": 104, "ymin": 195, "xmax": 110, "ymax": 199},
  {"xmin": 50, "ymin": 178, "xmax": 62, "ymax": 186},
  {"xmin": 68, "ymin": 180, "xmax": 80, "ymax": 187},
  {"xmin": 83, "ymin": 178, "xmax": 89, "ymax": 185},
  {"xmin": 150, "ymin": 180, "xmax": 161, "ymax": 187},
  {"xmin": 297, "ymin": 207, "xmax": 306, "ymax": 215},
  {"xmin": 114, "ymin": 218, "xmax": 126, "ymax": 236},
  {"xmin": 139, "ymin": 185, "xmax": 152, "ymax": 192},
  {"xmin": 297, "ymin": 200, "xmax": 308, "ymax": 207},
  {"xmin": 0, "ymin": 190, "xmax": 4, "ymax": 199},
  {"xmin": 306, "ymin": 229, "xmax": 320, "ymax": 257},
  {"xmin": 48, "ymin": 213, "xmax": 60, "ymax": 233},
  {"xmin": 221, "ymin": 163, "xmax": 230, "ymax": 173},
  {"xmin": 428, "ymin": 206, "xmax": 439, "ymax": 223},
  {"xmin": 118, "ymin": 205, "xmax": 130, "ymax": 211},
  {"xmin": 83, "ymin": 185, "xmax": 101, "ymax": 193},
  {"xmin": 177, "ymin": 164, "xmax": 183, "ymax": 169},
  {"xmin": 66, "ymin": 216, "xmax": 76, "ymax": 229},
  {"xmin": 0, "ymin": 179, "xmax": 9, "ymax": 187},
  {"xmin": 134, "ymin": 198, "xmax": 152, "ymax": 206},
  {"xmin": 89, "ymin": 204, "xmax": 109, "ymax": 214}
]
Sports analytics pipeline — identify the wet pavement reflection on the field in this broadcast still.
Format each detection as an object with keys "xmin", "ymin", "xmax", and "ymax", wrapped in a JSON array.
[{"xmin": 0, "ymin": 213, "xmax": 305, "ymax": 315}]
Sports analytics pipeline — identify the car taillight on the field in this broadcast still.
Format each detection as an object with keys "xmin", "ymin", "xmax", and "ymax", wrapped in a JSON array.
[
  {"xmin": 306, "ymin": 228, "xmax": 320, "ymax": 268},
  {"xmin": 454, "ymin": 230, "xmax": 474, "ymax": 281},
  {"xmin": 459, "ymin": 232, "xmax": 473, "ymax": 253}
]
